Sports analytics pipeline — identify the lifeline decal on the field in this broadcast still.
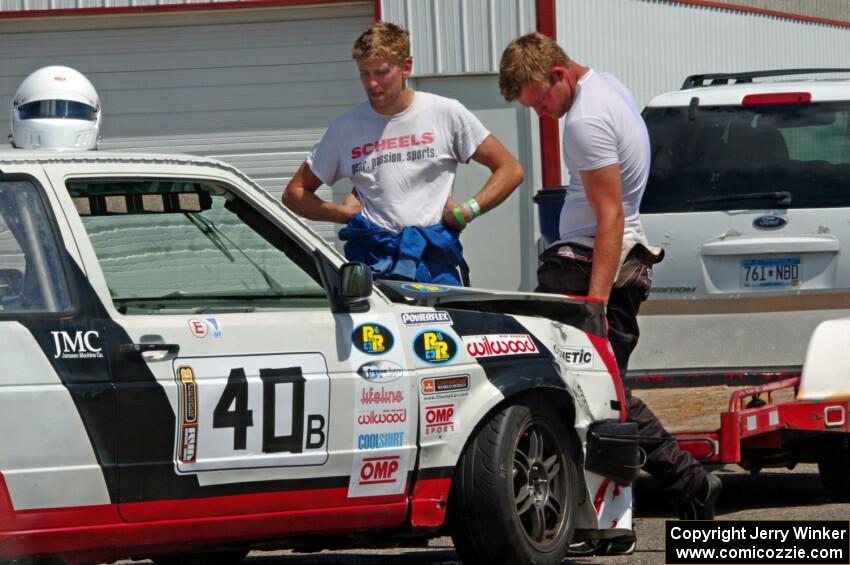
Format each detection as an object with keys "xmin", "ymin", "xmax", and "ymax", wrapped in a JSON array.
[
  {"xmin": 352, "ymin": 323, "xmax": 394, "ymax": 355},
  {"xmin": 463, "ymin": 334, "xmax": 538, "ymax": 358},
  {"xmin": 412, "ymin": 329, "xmax": 457, "ymax": 364}
]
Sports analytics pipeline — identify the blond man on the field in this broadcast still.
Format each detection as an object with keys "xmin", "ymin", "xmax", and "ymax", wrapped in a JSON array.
[
  {"xmin": 284, "ymin": 22, "xmax": 523, "ymax": 285},
  {"xmin": 499, "ymin": 32, "xmax": 721, "ymax": 537}
]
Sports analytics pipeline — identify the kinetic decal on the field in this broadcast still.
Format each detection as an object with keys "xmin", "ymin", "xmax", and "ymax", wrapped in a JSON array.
[
  {"xmin": 554, "ymin": 345, "xmax": 594, "ymax": 368},
  {"xmin": 176, "ymin": 366, "xmax": 199, "ymax": 464},
  {"xmin": 172, "ymin": 353, "xmax": 330, "ymax": 473},
  {"xmin": 412, "ymin": 330, "xmax": 457, "ymax": 364},
  {"xmin": 462, "ymin": 334, "xmax": 539, "ymax": 358},
  {"xmin": 356, "ymin": 360, "xmax": 404, "ymax": 383},
  {"xmin": 352, "ymin": 323, "xmax": 394, "ymax": 355},
  {"xmin": 399, "ymin": 283, "xmax": 450, "ymax": 294},
  {"xmin": 401, "ymin": 311, "xmax": 452, "ymax": 326}
]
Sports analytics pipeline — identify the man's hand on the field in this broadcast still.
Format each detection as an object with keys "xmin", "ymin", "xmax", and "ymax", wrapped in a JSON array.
[
  {"xmin": 283, "ymin": 162, "xmax": 359, "ymax": 224},
  {"xmin": 341, "ymin": 190, "xmax": 362, "ymax": 220},
  {"xmin": 581, "ymin": 164, "xmax": 625, "ymax": 302},
  {"xmin": 442, "ymin": 195, "xmax": 468, "ymax": 231}
]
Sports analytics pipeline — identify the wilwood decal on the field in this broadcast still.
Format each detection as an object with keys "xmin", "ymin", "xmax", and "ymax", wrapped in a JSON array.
[{"xmin": 463, "ymin": 334, "xmax": 538, "ymax": 358}]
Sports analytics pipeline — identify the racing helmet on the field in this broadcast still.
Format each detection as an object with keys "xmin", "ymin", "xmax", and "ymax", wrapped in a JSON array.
[{"xmin": 11, "ymin": 66, "xmax": 101, "ymax": 150}]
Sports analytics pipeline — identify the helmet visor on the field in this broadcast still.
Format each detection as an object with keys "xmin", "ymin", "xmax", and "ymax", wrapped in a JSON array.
[{"xmin": 18, "ymin": 99, "xmax": 97, "ymax": 121}]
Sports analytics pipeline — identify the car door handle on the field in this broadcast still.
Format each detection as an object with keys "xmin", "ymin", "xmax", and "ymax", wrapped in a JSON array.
[{"xmin": 120, "ymin": 343, "xmax": 181, "ymax": 357}]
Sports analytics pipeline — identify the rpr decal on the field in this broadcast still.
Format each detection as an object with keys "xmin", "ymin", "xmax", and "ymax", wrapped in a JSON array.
[
  {"xmin": 413, "ymin": 330, "xmax": 457, "ymax": 364},
  {"xmin": 400, "ymin": 282, "xmax": 450, "ymax": 294},
  {"xmin": 352, "ymin": 323, "xmax": 394, "ymax": 355}
]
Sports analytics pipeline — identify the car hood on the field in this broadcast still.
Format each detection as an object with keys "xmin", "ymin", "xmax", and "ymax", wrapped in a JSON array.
[{"xmin": 376, "ymin": 280, "xmax": 605, "ymax": 337}]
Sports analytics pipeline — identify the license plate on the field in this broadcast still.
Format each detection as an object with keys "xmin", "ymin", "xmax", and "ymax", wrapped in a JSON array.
[{"xmin": 741, "ymin": 258, "xmax": 801, "ymax": 289}]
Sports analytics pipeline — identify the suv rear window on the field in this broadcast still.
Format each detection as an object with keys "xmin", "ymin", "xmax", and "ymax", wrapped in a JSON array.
[{"xmin": 641, "ymin": 102, "xmax": 850, "ymax": 213}]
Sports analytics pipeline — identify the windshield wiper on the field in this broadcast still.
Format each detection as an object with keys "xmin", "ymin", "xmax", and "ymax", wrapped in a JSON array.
[
  {"xmin": 687, "ymin": 190, "xmax": 791, "ymax": 207},
  {"xmin": 185, "ymin": 213, "xmax": 235, "ymax": 261}
]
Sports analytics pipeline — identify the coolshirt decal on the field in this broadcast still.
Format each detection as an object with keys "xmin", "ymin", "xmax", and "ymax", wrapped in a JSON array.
[
  {"xmin": 412, "ymin": 329, "xmax": 458, "ymax": 364},
  {"xmin": 352, "ymin": 323, "xmax": 394, "ymax": 355}
]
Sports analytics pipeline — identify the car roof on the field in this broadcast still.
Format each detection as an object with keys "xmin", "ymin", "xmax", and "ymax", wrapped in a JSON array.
[
  {"xmin": 647, "ymin": 79, "xmax": 850, "ymax": 107},
  {"xmin": 0, "ymin": 148, "xmax": 224, "ymax": 167}
]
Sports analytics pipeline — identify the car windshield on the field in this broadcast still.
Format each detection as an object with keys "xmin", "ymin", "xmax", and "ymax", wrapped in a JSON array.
[
  {"xmin": 67, "ymin": 178, "xmax": 328, "ymax": 313},
  {"xmin": 641, "ymin": 102, "xmax": 850, "ymax": 213}
]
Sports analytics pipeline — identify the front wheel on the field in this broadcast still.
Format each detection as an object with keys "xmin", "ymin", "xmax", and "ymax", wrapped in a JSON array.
[{"xmin": 450, "ymin": 398, "xmax": 579, "ymax": 565}]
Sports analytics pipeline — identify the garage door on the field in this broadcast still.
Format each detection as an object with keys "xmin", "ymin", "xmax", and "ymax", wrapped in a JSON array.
[{"xmin": 0, "ymin": 2, "xmax": 372, "ymax": 245}]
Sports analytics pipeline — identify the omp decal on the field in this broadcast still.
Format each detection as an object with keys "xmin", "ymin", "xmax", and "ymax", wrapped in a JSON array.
[
  {"xmin": 554, "ymin": 345, "xmax": 594, "ymax": 368},
  {"xmin": 401, "ymin": 311, "xmax": 452, "ymax": 326},
  {"xmin": 463, "ymin": 334, "xmax": 538, "ymax": 358},
  {"xmin": 424, "ymin": 404, "xmax": 457, "ymax": 437},
  {"xmin": 348, "ymin": 451, "xmax": 410, "ymax": 497},
  {"xmin": 50, "ymin": 330, "xmax": 104, "ymax": 359},
  {"xmin": 172, "ymin": 353, "xmax": 330, "ymax": 474},
  {"xmin": 412, "ymin": 330, "xmax": 457, "ymax": 364},
  {"xmin": 352, "ymin": 323, "xmax": 394, "ymax": 355},
  {"xmin": 399, "ymin": 283, "xmax": 450, "ymax": 294},
  {"xmin": 360, "ymin": 386, "xmax": 405, "ymax": 405},
  {"xmin": 176, "ymin": 366, "xmax": 198, "ymax": 464},
  {"xmin": 421, "ymin": 375, "xmax": 469, "ymax": 395},
  {"xmin": 188, "ymin": 319, "xmax": 208, "ymax": 338},
  {"xmin": 357, "ymin": 432, "xmax": 405, "ymax": 449},
  {"xmin": 357, "ymin": 360, "xmax": 403, "ymax": 383}
]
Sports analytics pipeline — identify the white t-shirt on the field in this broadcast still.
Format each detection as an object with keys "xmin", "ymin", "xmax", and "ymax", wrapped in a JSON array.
[
  {"xmin": 307, "ymin": 91, "xmax": 490, "ymax": 234},
  {"xmin": 559, "ymin": 69, "xmax": 651, "ymax": 246}
]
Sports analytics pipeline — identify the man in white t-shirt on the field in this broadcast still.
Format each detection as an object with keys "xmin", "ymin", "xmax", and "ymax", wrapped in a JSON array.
[
  {"xmin": 499, "ymin": 32, "xmax": 722, "ymax": 546},
  {"xmin": 284, "ymin": 21, "xmax": 523, "ymax": 285}
]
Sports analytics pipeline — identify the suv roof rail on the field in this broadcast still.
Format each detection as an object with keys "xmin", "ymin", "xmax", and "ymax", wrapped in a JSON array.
[{"xmin": 681, "ymin": 68, "xmax": 850, "ymax": 89}]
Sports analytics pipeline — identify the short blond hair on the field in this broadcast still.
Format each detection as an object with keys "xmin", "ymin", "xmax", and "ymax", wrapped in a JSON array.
[
  {"xmin": 352, "ymin": 21, "xmax": 411, "ymax": 64},
  {"xmin": 499, "ymin": 32, "xmax": 570, "ymax": 102}
]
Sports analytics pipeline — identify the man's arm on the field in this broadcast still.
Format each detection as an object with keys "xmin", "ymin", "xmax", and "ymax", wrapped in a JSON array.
[
  {"xmin": 282, "ymin": 161, "xmax": 360, "ymax": 223},
  {"xmin": 581, "ymin": 164, "xmax": 625, "ymax": 302},
  {"xmin": 442, "ymin": 135, "xmax": 524, "ymax": 230}
]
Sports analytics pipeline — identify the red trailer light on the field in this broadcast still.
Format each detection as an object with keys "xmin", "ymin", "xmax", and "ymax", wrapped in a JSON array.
[{"xmin": 742, "ymin": 92, "xmax": 811, "ymax": 106}]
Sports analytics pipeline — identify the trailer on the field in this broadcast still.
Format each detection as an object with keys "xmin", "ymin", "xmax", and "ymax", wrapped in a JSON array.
[{"xmin": 661, "ymin": 318, "xmax": 850, "ymax": 502}]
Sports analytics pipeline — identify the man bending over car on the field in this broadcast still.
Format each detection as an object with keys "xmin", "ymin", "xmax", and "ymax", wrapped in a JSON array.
[{"xmin": 284, "ymin": 21, "xmax": 523, "ymax": 286}]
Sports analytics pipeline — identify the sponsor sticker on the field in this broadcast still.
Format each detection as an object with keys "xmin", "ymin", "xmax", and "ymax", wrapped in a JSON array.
[
  {"xmin": 188, "ymin": 319, "xmax": 209, "ymax": 338},
  {"xmin": 554, "ymin": 345, "xmax": 594, "ymax": 368},
  {"xmin": 176, "ymin": 365, "xmax": 198, "ymax": 463},
  {"xmin": 352, "ymin": 323, "xmax": 394, "ymax": 355},
  {"xmin": 413, "ymin": 330, "xmax": 458, "ymax": 364},
  {"xmin": 357, "ymin": 360, "xmax": 404, "ymax": 383},
  {"xmin": 424, "ymin": 403, "xmax": 458, "ymax": 437},
  {"xmin": 51, "ymin": 330, "xmax": 104, "ymax": 359},
  {"xmin": 360, "ymin": 385, "xmax": 405, "ymax": 405},
  {"xmin": 401, "ymin": 311, "xmax": 453, "ymax": 326},
  {"xmin": 205, "ymin": 317, "xmax": 223, "ymax": 339},
  {"xmin": 357, "ymin": 409, "xmax": 408, "ymax": 426},
  {"xmin": 348, "ymin": 452, "xmax": 409, "ymax": 497},
  {"xmin": 357, "ymin": 431, "xmax": 405, "ymax": 449},
  {"xmin": 421, "ymin": 374, "xmax": 469, "ymax": 395},
  {"xmin": 400, "ymin": 282, "xmax": 450, "ymax": 294},
  {"xmin": 463, "ymin": 334, "xmax": 539, "ymax": 358}
]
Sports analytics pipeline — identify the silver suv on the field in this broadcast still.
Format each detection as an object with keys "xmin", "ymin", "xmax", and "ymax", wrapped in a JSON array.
[{"xmin": 631, "ymin": 69, "xmax": 850, "ymax": 384}]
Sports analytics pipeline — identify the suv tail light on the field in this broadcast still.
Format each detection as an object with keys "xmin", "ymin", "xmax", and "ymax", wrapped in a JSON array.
[{"xmin": 742, "ymin": 92, "xmax": 811, "ymax": 106}]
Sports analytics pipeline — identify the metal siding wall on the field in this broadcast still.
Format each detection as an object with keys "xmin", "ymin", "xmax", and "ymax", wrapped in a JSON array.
[
  {"xmin": 381, "ymin": 0, "xmax": 535, "ymax": 76},
  {"xmin": 557, "ymin": 0, "xmax": 850, "ymax": 109},
  {"xmin": 0, "ymin": 4, "xmax": 372, "ymax": 245}
]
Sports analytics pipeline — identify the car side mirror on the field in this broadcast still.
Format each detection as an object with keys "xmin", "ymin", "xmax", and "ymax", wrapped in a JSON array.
[{"xmin": 340, "ymin": 262, "xmax": 372, "ymax": 302}]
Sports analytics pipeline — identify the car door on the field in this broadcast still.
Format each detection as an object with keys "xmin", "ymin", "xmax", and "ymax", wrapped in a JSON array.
[{"xmin": 46, "ymin": 163, "xmax": 416, "ymax": 523}]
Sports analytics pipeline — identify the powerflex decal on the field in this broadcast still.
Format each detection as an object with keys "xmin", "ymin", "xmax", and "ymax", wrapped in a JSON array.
[
  {"xmin": 352, "ymin": 323, "xmax": 394, "ymax": 355},
  {"xmin": 554, "ymin": 345, "xmax": 594, "ymax": 368},
  {"xmin": 401, "ymin": 311, "xmax": 453, "ymax": 326},
  {"xmin": 412, "ymin": 330, "xmax": 457, "ymax": 364},
  {"xmin": 463, "ymin": 334, "xmax": 538, "ymax": 358}
]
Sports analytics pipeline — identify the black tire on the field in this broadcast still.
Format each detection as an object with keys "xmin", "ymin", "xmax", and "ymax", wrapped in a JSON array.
[
  {"xmin": 152, "ymin": 549, "xmax": 249, "ymax": 565},
  {"xmin": 818, "ymin": 434, "xmax": 850, "ymax": 502},
  {"xmin": 449, "ymin": 398, "xmax": 579, "ymax": 565}
]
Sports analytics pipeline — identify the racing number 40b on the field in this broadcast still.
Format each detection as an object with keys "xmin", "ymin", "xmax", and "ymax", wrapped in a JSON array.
[{"xmin": 212, "ymin": 366, "xmax": 326, "ymax": 453}]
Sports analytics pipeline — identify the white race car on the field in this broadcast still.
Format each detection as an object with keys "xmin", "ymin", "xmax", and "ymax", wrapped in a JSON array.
[{"xmin": 0, "ymin": 150, "xmax": 637, "ymax": 565}]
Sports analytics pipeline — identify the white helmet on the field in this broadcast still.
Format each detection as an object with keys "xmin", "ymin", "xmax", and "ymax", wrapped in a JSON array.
[{"xmin": 11, "ymin": 66, "xmax": 101, "ymax": 151}]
